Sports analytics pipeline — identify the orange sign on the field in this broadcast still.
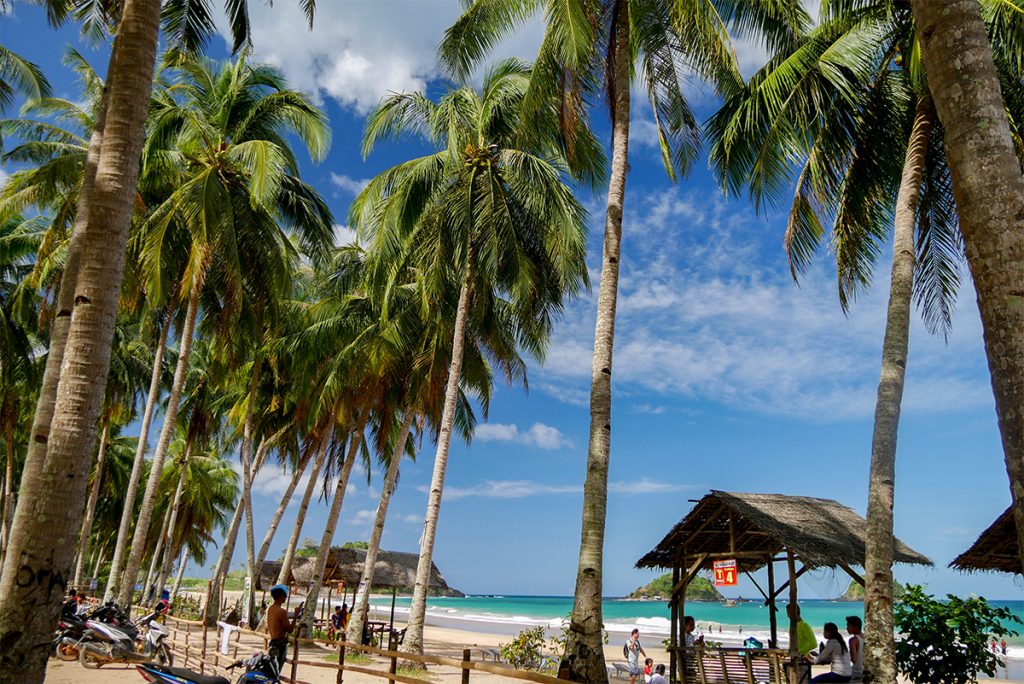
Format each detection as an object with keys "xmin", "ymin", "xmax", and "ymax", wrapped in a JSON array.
[{"xmin": 713, "ymin": 559, "xmax": 738, "ymax": 587}]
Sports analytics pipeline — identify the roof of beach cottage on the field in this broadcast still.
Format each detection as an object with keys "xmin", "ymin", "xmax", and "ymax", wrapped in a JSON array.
[
  {"xmin": 260, "ymin": 547, "xmax": 463, "ymax": 595},
  {"xmin": 636, "ymin": 490, "xmax": 932, "ymax": 572},
  {"xmin": 951, "ymin": 505, "xmax": 1021, "ymax": 575}
]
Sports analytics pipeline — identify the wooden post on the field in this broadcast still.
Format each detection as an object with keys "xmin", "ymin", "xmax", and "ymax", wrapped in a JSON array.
[
  {"xmin": 325, "ymin": 585, "xmax": 332, "ymax": 622},
  {"xmin": 184, "ymin": 622, "xmax": 191, "ymax": 667},
  {"xmin": 336, "ymin": 632, "xmax": 346, "ymax": 684},
  {"xmin": 670, "ymin": 564, "xmax": 680, "ymax": 684},
  {"xmin": 462, "ymin": 647, "xmax": 471, "ymax": 683},
  {"xmin": 786, "ymin": 549, "xmax": 799, "ymax": 684},
  {"xmin": 679, "ymin": 551, "xmax": 688, "ymax": 684},
  {"xmin": 201, "ymin": 619, "xmax": 208, "ymax": 674},
  {"xmin": 290, "ymin": 634, "xmax": 300, "ymax": 684},
  {"xmin": 389, "ymin": 652, "xmax": 398, "ymax": 681},
  {"xmin": 766, "ymin": 558, "xmax": 778, "ymax": 650},
  {"xmin": 389, "ymin": 587, "xmax": 397, "ymax": 633}
]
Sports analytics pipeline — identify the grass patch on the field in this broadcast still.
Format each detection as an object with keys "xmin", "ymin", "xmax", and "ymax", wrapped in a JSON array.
[
  {"xmin": 395, "ymin": 666, "xmax": 438, "ymax": 681},
  {"xmin": 324, "ymin": 651, "xmax": 373, "ymax": 665}
]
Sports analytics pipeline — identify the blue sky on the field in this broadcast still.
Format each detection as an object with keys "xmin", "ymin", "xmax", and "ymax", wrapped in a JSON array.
[{"xmin": 3, "ymin": 1, "xmax": 1020, "ymax": 601}]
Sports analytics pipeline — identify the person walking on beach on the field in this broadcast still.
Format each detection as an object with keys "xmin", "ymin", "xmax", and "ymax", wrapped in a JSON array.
[
  {"xmin": 624, "ymin": 628, "xmax": 647, "ymax": 684},
  {"xmin": 1001, "ymin": 638, "xmax": 1008, "ymax": 655},
  {"xmin": 845, "ymin": 616, "xmax": 864, "ymax": 680},
  {"xmin": 268, "ymin": 585, "xmax": 297, "ymax": 671}
]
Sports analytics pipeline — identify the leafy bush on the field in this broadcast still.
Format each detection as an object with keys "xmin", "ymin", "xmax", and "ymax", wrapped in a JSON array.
[
  {"xmin": 500, "ymin": 626, "xmax": 548, "ymax": 670},
  {"xmin": 894, "ymin": 585, "xmax": 1020, "ymax": 684},
  {"xmin": 174, "ymin": 595, "xmax": 204, "ymax": 621}
]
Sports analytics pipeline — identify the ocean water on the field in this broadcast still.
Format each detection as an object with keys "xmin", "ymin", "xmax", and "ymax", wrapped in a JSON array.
[{"xmin": 368, "ymin": 595, "xmax": 1024, "ymax": 659}]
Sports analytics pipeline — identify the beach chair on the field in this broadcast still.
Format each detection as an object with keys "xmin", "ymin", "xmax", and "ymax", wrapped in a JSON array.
[
  {"xmin": 486, "ymin": 647, "xmax": 502, "ymax": 662},
  {"xmin": 613, "ymin": 662, "xmax": 633, "ymax": 678}
]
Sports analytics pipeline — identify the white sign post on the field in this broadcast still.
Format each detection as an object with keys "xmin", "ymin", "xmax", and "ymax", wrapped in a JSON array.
[{"xmin": 240, "ymin": 575, "xmax": 252, "ymax": 626}]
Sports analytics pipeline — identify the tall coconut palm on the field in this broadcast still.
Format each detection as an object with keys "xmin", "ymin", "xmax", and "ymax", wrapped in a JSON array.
[
  {"xmin": 353, "ymin": 58, "xmax": 592, "ymax": 657},
  {"xmin": 707, "ymin": 3, "xmax": 1024, "ymax": 676},
  {"xmin": 909, "ymin": 0, "xmax": 1024, "ymax": 580},
  {"xmin": 440, "ymin": 3, "xmax": 808, "ymax": 678},
  {"xmin": 114, "ymin": 51, "xmax": 332, "ymax": 608},
  {"xmin": 0, "ymin": 42, "xmax": 49, "ymax": 115}
]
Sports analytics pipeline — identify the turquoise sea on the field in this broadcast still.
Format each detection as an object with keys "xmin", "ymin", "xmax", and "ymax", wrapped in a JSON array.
[{"xmin": 368, "ymin": 595, "xmax": 1024, "ymax": 656}]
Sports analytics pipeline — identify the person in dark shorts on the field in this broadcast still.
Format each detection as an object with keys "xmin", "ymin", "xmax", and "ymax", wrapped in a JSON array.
[{"xmin": 267, "ymin": 585, "xmax": 296, "ymax": 671}]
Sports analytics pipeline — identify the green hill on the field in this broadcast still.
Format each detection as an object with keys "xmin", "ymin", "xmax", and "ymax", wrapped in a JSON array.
[
  {"xmin": 838, "ymin": 579, "xmax": 905, "ymax": 601},
  {"xmin": 626, "ymin": 574, "xmax": 724, "ymax": 601}
]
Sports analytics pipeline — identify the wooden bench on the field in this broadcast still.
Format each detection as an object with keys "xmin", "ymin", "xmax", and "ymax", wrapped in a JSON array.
[{"xmin": 675, "ymin": 646, "xmax": 788, "ymax": 684}]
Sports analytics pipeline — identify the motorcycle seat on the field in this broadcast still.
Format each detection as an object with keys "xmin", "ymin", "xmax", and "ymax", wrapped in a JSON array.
[{"xmin": 150, "ymin": 664, "xmax": 230, "ymax": 684}]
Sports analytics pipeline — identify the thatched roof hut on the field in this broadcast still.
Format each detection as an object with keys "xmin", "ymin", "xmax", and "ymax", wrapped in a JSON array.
[
  {"xmin": 268, "ymin": 547, "xmax": 463, "ymax": 596},
  {"xmin": 951, "ymin": 506, "xmax": 1021, "ymax": 575},
  {"xmin": 641, "ymin": 491, "xmax": 931, "ymax": 681},
  {"xmin": 637, "ymin": 490, "xmax": 931, "ymax": 572}
]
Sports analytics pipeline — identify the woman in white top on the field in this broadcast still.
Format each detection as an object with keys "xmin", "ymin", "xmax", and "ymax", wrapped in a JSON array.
[{"xmin": 809, "ymin": 622, "xmax": 853, "ymax": 683}]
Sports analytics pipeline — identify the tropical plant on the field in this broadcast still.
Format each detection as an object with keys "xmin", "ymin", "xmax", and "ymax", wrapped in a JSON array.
[
  {"xmin": 439, "ymin": 1, "xmax": 809, "ymax": 678},
  {"xmin": 894, "ymin": 585, "xmax": 1020, "ymax": 684},
  {"xmin": 908, "ymin": 0, "xmax": 1024, "ymax": 585},
  {"xmin": 352, "ymin": 58, "xmax": 592, "ymax": 658},
  {"xmin": 113, "ymin": 50, "xmax": 332, "ymax": 608}
]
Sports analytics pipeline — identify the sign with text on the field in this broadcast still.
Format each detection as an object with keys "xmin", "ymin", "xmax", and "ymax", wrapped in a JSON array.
[{"xmin": 713, "ymin": 559, "xmax": 738, "ymax": 587}]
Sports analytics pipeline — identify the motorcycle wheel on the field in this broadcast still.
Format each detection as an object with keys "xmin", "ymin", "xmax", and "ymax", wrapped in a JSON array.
[
  {"xmin": 78, "ymin": 647, "xmax": 105, "ymax": 669},
  {"xmin": 54, "ymin": 641, "xmax": 78, "ymax": 661},
  {"xmin": 158, "ymin": 643, "xmax": 174, "ymax": 667}
]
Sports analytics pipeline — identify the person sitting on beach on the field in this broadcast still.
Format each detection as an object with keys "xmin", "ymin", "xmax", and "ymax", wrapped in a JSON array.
[
  {"xmin": 807, "ymin": 622, "xmax": 852, "ymax": 683},
  {"xmin": 649, "ymin": 663, "xmax": 668, "ymax": 684},
  {"xmin": 329, "ymin": 605, "xmax": 345, "ymax": 639},
  {"xmin": 845, "ymin": 616, "xmax": 863, "ymax": 680},
  {"xmin": 683, "ymin": 616, "xmax": 704, "ymax": 647},
  {"xmin": 624, "ymin": 628, "xmax": 647, "ymax": 684}
]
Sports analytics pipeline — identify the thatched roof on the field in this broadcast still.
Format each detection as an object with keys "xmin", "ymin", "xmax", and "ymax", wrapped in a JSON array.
[
  {"xmin": 637, "ymin": 491, "xmax": 931, "ymax": 572},
  {"xmin": 951, "ymin": 506, "xmax": 1021, "ymax": 575},
  {"xmin": 267, "ymin": 547, "xmax": 462, "ymax": 595}
]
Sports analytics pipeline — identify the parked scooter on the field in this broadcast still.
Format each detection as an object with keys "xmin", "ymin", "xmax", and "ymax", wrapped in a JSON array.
[
  {"xmin": 53, "ymin": 611, "xmax": 89, "ymax": 661},
  {"xmin": 135, "ymin": 652, "xmax": 280, "ymax": 684},
  {"xmin": 78, "ymin": 609, "xmax": 172, "ymax": 668}
]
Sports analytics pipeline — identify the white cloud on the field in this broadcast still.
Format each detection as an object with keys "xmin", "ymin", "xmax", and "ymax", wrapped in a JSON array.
[
  {"xmin": 475, "ymin": 422, "xmax": 573, "ymax": 450},
  {"xmin": 402, "ymin": 513, "xmax": 423, "ymax": 524},
  {"xmin": 350, "ymin": 509, "xmax": 376, "ymax": 525},
  {"xmin": 444, "ymin": 478, "xmax": 692, "ymax": 501},
  {"xmin": 231, "ymin": 2, "xmax": 543, "ymax": 114},
  {"xmin": 535, "ymin": 186, "xmax": 990, "ymax": 422},
  {"xmin": 331, "ymin": 173, "xmax": 370, "ymax": 195}
]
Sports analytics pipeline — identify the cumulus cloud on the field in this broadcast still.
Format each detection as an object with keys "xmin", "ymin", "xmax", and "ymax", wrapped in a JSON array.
[
  {"xmin": 444, "ymin": 478, "xmax": 693, "ymax": 501},
  {"xmin": 331, "ymin": 173, "xmax": 370, "ymax": 195},
  {"xmin": 475, "ymin": 422, "xmax": 573, "ymax": 450}
]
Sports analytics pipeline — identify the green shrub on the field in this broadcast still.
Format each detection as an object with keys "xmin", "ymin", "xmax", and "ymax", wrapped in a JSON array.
[
  {"xmin": 894, "ymin": 584, "xmax": 1020, "ymax": 684},
  {"xmin": 500, "ymin": 626, "xmax": 548, "ymax": 670}
]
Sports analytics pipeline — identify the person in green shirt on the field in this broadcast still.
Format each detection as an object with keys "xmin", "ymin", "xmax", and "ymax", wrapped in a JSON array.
[{"xmin": 787, "ymin": 603, "xmax": 818, "ymax": 656}]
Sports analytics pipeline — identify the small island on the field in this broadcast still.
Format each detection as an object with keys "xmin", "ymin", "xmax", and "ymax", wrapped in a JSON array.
[{"xmin": 626, "ymin": 573, "xmax": 725, "ymax": 601}]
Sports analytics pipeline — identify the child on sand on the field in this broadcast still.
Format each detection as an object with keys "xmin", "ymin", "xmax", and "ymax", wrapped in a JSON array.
[{"xmin": 643, "ymin": 657, "xmax": 654, "ymax": 683}]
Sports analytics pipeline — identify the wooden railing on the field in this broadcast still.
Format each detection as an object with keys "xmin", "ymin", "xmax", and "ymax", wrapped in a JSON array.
[{"xmin": 161, "ymin": 615, "xmax": 570, "ymax": 684}]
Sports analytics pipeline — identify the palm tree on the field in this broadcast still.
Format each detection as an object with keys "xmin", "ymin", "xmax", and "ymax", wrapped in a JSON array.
[
  {"xmin": 439, "ymin": 2, "xmax": 808, "ymax": 678},
  {"xmin": 114, "ymin": 51, "xmax": 332, "ymax": 608},
  {"xmin": 0, "ymin": 42, "xmax": 49, "ymax": 115},
  {"xmin": 909, "ymin": 0, "xmax": 1024, "ymax": 579},
  {"xmin": 353, "ymin": 58, "xmax": 592, "ymax": 657},
  {"xmin": 707, "ymin": 3, "xmax": 1024, "ymax": 676},
  {"xmin": 0, "ymin": 3, "xmax": 318, "ymax": 676}
]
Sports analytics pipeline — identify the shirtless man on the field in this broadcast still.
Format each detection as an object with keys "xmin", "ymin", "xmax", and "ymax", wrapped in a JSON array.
[{"xmin": 267, "ymin": 585, "xmax": 296, "ymax": 671}]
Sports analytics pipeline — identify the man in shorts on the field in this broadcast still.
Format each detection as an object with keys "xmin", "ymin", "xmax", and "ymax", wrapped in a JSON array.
[
  {"xmin": 267, "ymin": 585, "xmax": 296, "ymax": 672},
  {"xmin": 625, "ymin": 628, "xmax": 647, "ymax": 684}
]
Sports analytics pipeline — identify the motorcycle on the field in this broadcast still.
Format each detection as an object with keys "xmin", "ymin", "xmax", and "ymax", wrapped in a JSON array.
[
  {"xmin": 135, "ymin": 652, "xmax": 280, "ymax": 684},
  {"xmin": 53, "ymin": 611, "xmax": 89, "ymax": 661},
  {"xmin": 78, "ymin": 609, "xmax": 173, "ymax": 668}
]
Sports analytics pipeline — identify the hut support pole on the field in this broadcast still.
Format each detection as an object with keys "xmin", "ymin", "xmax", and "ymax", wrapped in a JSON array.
[
  {"xmin": 389, "ymin": 587, "xmax": 397, "ymax": 632},
  {"xmin": 786, "ymin": 550, "xmax": 800, "ymax": 684},
  {"xmin": 766, "ymin": 559, "xmax": 778, "ymax": 650},
  {"xmin": 837, "ymin": 562, "xmax": 865, "ymax": 587},
  {"xmin": 670, "ymin": 564, "xmax": 679, "ymax": 683},
  {"xmin": 337, "ymin": 632, "xmax": 346, "ymax": 684},
  {"xmin": 679, "ymin": 552, "xmax": 688, "ymax": 684}
]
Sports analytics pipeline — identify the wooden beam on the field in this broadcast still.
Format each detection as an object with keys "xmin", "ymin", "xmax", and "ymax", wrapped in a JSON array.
[
  {"xmin": 743, "ymin": 571, "xmax": 769, "ymax": 601},
  {"xmin": 786, "ymin": 549, "xmax": 800, "ymax": 684},
  {"xmin": 838, "ymin": 562, "xmax": 865, "ymax": 587},
  {"xmin": 674, "ymin": 503, "xmax": 729, "ymax": 552},
  {"xmin": 771, "ymin": 564, "xmax": 810, "ymax": 599},
  {"xmin": 671, "ymin": 553, "xmax": 710, "ymax": 597},
  {"xmin": 767, "ymin": 559, "xmax": 778, "ymax": 649}
]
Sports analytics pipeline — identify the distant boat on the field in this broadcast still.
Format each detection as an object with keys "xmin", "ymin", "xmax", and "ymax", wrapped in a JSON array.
[{"xmin": 723, "ymin": 599, "xmax": 737, "ymax": 607}]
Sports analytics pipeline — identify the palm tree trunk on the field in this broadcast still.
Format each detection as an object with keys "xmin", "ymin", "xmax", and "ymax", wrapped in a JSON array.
[
  {"xmin": 204, "ymin": 440, "xmax": 269, "ymax": 626},
  {"xmin": 277, "ymin": 432, "xmax": 329, "ymax": 586},
  {"xmin": 91, "ymin": 541, "xmax": 108, "ymax": 586},
  {"xmin": 255, "ymin": 443, "xmax": 312, "ymax": 587},
  {"xmin": 0, "ymin": 56, "xmax": 111, "ymax": 591},
  {"xmin": 118, "ymin": 285, "xmax": 201, "ymax": 608},
  {"xmin": 0, "ymin": 0, "xmax": 162, "ymax": 677},
  {"xmin": 241, "ymin": 361, "xmax": 261, "ymax": 627},
  {"xmin": 402, "ymin": 258, "xmax": 474, "ymax": 658},
  {"xmin": 170, "ymin": 546, "xmax": 189, "ymax": 602},
  {"xmin": 910, "ymin": 0, "xmax": 1024, "ymax": 576},
  {"xmin": 154, "ymin": 443, "xmax": 193, "ymax": 596},
  {"xmin": 564, "ymin": 3, "xmax": 630, "ymax": 682},
  {"xmin": 300, "ymin": 425, "xmax": 363, "ymax": 636},
  {"xmin": 105, "ymin": 312, "xmax": 171, "ymax": 601},
  {"xmin": 74, "ymin": 421, "xmax": 110, "ymax": 588},
  {"xmin": 862, "ymin": 97, "xmax": 932, "ymax": 684},
  {"xmin": 1, "ymin": 423, "xmax": 15, "ymax": 561},
  {"xmin": 348, "ymin": 410, "xmax": 414, "ymax": 644},
  {"xmin": 142, "ymin": 503, "xmax": 173, "ymax": 604}
]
